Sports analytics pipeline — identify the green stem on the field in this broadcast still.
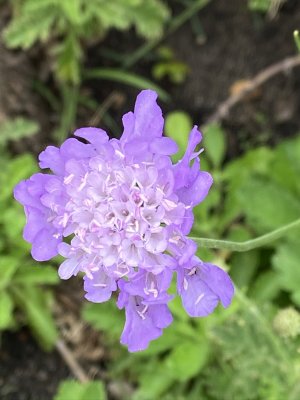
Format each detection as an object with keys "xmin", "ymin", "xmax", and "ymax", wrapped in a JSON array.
[
  {"xmin": 122, "ymin": 0, "xmax": 211, "ymax": 69},
  {"xmin": 190, "ymin": 218, "xmax": 300, "ymax": 252}
]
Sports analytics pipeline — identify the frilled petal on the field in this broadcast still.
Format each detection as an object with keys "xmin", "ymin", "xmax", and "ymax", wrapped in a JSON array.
[
  {"xmin": 31, "ymin": 228, "xmax": 61, "ymax": 261},
  {"xmin": 58, "ymin": 258, "xmax": 79, "ymax": 280},
  {"xmin": 150, "ymin": 137, "xmax": 178, "ymax": 155},
  {"xmin": 178, "ymin": 171, "xmax": 213, "ymax": 206},
  {"xmin": 118, "ymin": 269, "xmax": 173, "ymax": 303},
  {"xmin": 14, "ymin": 174, "xmax": 49, "ymax": 210},
  {"xmin": 147, "ymin": 303, "xmax": 173, "ymax": 328},
  {"xmin": 39, "ymin": 146, "xmax": 64, "ymax": 175},
  {"xmin": 199, "ymin": 263, "xmax": 234, "ymax": 308},
  {"xmin": 23, "ymin": 209, "xmax": 45, "ymax": 242},
  {"xmin": 74, "ymin": 127, "xmax": 109, "ymax": 148},
  {"xmin": 120, "ymin": 295, "xmax": 171, "ymax": 352},
  {"xmin": 173, "ymin": 126, "xmax": 203, "ymax": 191},
  {"xmin": 121, "ymin": 90, "xmax": 163, "ymax": 143},
  {"xmin": 180, "ymin": 263, "xmax": 234, "ymax": 317},
  {"xmin": 60, "ymin": 138, "xmax": 95, "ymax": 160},
  {"xmin": 84, "ymin": 270, "xmax": 117, "ymax": 303}
]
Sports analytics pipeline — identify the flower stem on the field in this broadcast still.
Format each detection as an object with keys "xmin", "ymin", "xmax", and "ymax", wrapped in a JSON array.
[{"xmin": 190, "ymin": 218, "xmax": 300, "ymax": 252}]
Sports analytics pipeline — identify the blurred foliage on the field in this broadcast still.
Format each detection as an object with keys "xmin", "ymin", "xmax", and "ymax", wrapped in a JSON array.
[
  {"xmin": 54, "ymin": 380, "xmax": 106, "ymax": 400},
  {"xmin": 248, "ymin": 0, "xmax": 287, "ymax": 17},
  {"xmin": 248, "ymin": 0, "xmax": 273, "ymax": 12},
  {"xmin": 294, "ymin": 30, "xmax": 300, "ymax": 52},
  {"xmin": 82, "ymin": 120, "xmax": 300, "ymax": 399},
  {"xmin": 0, "ymin": 124, "xmax": 59, "ymax": 350},
  {"xmin": 0, "ymin": 118, "xmax": 39, "ymax": 148},
  {"xmin": 3, "ymin": 0, "xmax": 169, "ymax": 84},
  {"xmin": 152, "ymin": 47, "xmax": 189, "ymax": 84}
]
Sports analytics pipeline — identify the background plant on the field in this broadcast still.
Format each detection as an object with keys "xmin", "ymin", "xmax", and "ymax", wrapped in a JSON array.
[
  {"xmin": 3, "ymin": 0, "xmax": 169, "ymax": 84},
  {"xmin": 0, "ymin": 119, "xmax": 59, "ymax": 350}
]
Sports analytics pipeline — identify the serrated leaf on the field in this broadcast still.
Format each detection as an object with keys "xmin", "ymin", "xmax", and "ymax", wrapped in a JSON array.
[
  {"xmin": 54, "ymin": 380, "xmax": 106, "ymax": 400},
  {"xmin": 203, "ymin": 123, "xmax": 226, "ymax": 168},
  {"xmin": 0, "ymin": 118, "xmax": 39, "ymax": 147},
  {"xmin": 0, "ymin": 291, "xmax": 14, "ymax": 329},
  {"xmin": 165, "ymin": 111, "xmax": 193, "ymax": 162},
  {"xmin": 3, "ymin": 6, "xmax": 56, "ymax": 49},
  {"xmin": 12, "ymin": 286, "xmax": 58, "ymax": 350}
]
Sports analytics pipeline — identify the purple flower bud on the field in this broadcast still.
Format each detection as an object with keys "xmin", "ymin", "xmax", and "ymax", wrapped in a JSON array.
[{"xmin": 14, "ymin": 90, "xmax": 234, "ymax": 351}]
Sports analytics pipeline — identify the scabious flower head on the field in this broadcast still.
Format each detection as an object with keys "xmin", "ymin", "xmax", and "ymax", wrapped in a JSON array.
[{"xmin": 14, "ymin": 90, "xmax": 234, "ymax": 351}]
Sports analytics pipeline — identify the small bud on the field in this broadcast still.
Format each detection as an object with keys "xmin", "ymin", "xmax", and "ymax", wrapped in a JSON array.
[{"xmin": 273, "ymin": 307, "xmax": 300, "ymax": 339}]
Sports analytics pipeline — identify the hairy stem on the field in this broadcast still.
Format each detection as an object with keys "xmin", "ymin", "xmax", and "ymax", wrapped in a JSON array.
[{"xmin": 190, "ymin": 218, "xmax": 300, "ymax": 252}]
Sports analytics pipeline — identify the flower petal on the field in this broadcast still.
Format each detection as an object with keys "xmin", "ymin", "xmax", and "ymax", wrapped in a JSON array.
[{"xmin": 199, "ymin": 263, "xmax": 234, "ymax": 308}]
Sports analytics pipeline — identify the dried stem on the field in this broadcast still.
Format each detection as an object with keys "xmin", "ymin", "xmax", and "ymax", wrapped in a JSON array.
[
  {"xmin": 55, "ymin": 338, "xmax": 89, "ymax": 383},
  {"xmin": 205, "ymin": 54, "xmax": 300, "ymax": 125}
]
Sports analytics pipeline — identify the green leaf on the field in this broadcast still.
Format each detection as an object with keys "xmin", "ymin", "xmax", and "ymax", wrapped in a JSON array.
[
  {"xmin": 203, "ymin": 123, "xmax": 226, "ymax": 169},
  {"xmin": 153, "ymin": 61, "xmax": 189, "ymax": 84},
  {"xmin": 55, "ymin": 33, "xmax": 82, "ymax": 84},
  {"xmin": 164, "ymin": 111, "xmax": 193, "ymax": 162},
  {"xmin": 134, "ymin": 361, "xmax": 174, "ymax": 399},
  {"xmin": 270, "ymin": 135, "xmax": 300, "ymax": 196},
  {"xmin": 13, "ymin": 265, "xmax": 59, "ymax": 285},
  {"xmin": 230, "ymin": 250, "xmax": 260, "ymax": 288},
  {"xmin": 1, "ymin": 206, "xmax": 27, "ymax": 248},
  {"xmin": 54, "ymin": 380, "xmax": 106, "ymax": 400},
  {"xmin": 236, "ymin": 177, "xmax": 300, "ymax": 233},
  {"xmin": 272, "ymin": 241, "xmax": 300, "ymax": 305},
  {"xmin": 3, "ymin": 4, "xmax": 56, "ymax": 49},
  {"xmin": 165, "ymin": 339, "xmax": 210, "ymax": 381},
  {"xmin": 250, "ymin": 271, "xmax": 282, "ymax": 302},
  {"xmin": 0, "ymin": 257, "xmax": 20, "ymax": 290},
  {"xmin": 224, "ymin": 147, "xmax": 273, "ymax": 190},
  {"xmin": 82, "ymin": 301, "xmax": 124, "ymax": 338},
  {"xmin": 0, "ymin": 291, "xmax": 14, "ymax": 329},
  {"xmin": 84, "ymin": 68, "xmax": 170, "ymax": 102},
  {"xmin": 0, "ymin": 153, "xmax": 36, "ymax": 202},
  {"xmin": 12, "ymin": 286, "xmax": 58, "ymax": 350},
  {"xmin": 0, "ymin": 118, "xmax": 39, "ymax": 147}
]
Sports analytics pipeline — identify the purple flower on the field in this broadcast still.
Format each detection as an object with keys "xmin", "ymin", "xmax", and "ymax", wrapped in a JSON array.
[
  {"xmin": 14, "ymin": 90, "xmax": 234, "ymax": 351},
  {"xmin": 177, "ymin": 259, "xmax": 234, "ymax": 317}
]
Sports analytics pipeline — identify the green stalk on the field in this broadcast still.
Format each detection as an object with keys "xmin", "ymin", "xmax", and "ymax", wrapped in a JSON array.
[{"xmin": 190, "ymin": 218, "xmax": 300, "ymax": 252}]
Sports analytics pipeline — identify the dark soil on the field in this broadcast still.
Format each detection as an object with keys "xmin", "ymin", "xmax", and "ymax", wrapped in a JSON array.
[
  {"xmin": 1, "ymin": 0, "xmax": 300, "ymax": 399},
  {"xmin": 0, "ymin": 329, "xmax": 69, "ymax": 400}
]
